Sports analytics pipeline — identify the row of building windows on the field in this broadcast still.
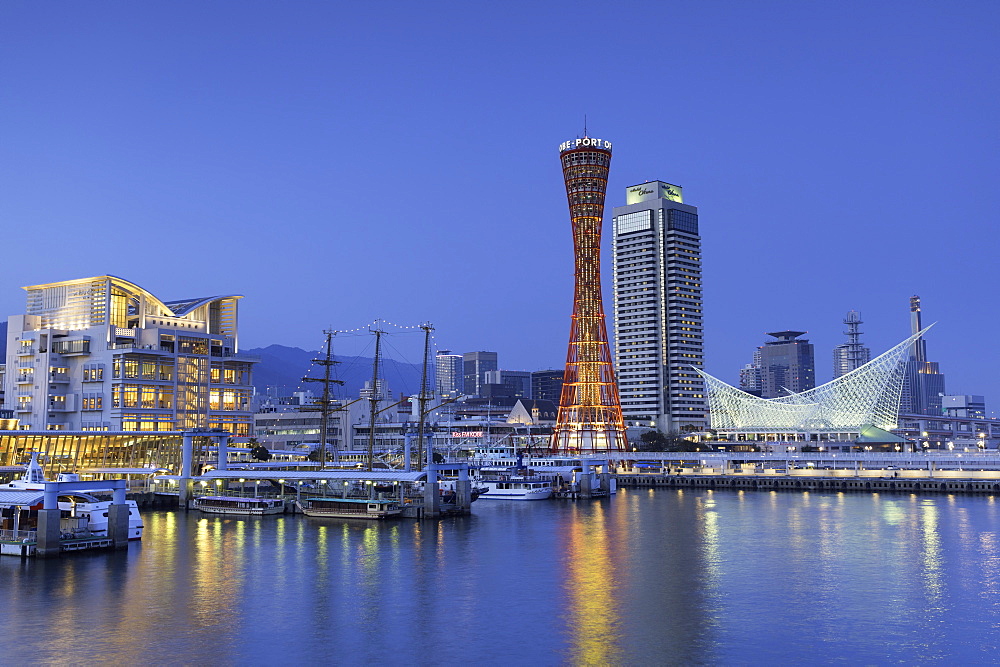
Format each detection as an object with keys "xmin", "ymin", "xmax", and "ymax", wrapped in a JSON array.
[
  {"xmin": 112, "ymin": 385, "xmax": 175, "ymax": 410},
  {"xmin": 561, "ymin": 151, "xmax": 610, "ymax": 166}
]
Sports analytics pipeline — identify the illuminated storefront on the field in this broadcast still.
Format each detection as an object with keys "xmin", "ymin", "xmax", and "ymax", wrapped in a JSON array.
[{"xmin": 0, "ymin": 431, "xmax": 222, "ymax": 478}]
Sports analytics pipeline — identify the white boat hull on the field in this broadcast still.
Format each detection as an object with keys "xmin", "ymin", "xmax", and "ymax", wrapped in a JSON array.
[
  {"xmin": 64, "ymin": 500, "xmax": 144, "ymax": 540},
  {"xmin": 476, "ymin": 479, "xmax": 553, "ymax": 501}
]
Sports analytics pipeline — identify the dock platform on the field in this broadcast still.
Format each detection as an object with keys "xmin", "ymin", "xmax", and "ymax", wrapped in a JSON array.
[{"xmin": 618, "ymin": 474, "xmax": 1000, "ymax": 495}]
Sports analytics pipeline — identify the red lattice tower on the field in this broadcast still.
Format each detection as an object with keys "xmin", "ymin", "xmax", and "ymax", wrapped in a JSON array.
[{"xmin": 551, "ymin": 136, "xmax": 627, "ymax": 453}]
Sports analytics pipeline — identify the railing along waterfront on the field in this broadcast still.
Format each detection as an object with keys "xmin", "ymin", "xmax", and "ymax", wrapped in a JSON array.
[
  {"xmin": 606, "ymin": 451, "xmax": 1000, "ymax": 469},
  {"xmin": 0, "ymin": 529, "xmax": 37, "ymax": 542}
]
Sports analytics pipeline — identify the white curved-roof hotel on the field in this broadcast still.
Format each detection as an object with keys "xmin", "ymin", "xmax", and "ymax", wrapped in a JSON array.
[{"xmin": 3, "ymin": 275, "xmax": 256, "ymax": 435}]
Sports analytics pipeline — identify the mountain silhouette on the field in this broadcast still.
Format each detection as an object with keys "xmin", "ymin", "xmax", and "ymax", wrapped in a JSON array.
[{"xmin": 246, "ymin": 344, "xmax": 424, "ymax": 400}]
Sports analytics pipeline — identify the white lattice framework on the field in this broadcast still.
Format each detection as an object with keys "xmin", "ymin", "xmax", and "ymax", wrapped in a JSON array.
[{"xmin": 698, "ymin": 328, "xmax": 931, "ymax": 432}]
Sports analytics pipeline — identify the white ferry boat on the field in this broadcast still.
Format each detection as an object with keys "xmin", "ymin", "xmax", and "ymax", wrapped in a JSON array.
[
  {"xmin": 472, "ymin": 444, "xmax": 616, "ymax": 498},
  {"xmin": 3, "ymin": 455, "xmax": 144, "ymax": 540},
  {"xmin": 296, "ymin": 497, "xmax": 402, "ymax": 519},
  {"xmin": 193, "ymin": 496, "xmax": 286, "ymax": 515},
  {"xmin": 475, "ymin": 477, "xmax": 553, "ymax": 501}
]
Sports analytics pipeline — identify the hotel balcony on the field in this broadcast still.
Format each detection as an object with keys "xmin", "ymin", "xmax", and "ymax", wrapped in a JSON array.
[
  {"xmin": 16, "ymin": 375, "xmax": 35, "ymax": 384},
  {"xmin": 51, "ymin": 339, "xmax": 91, "ymax": 355},
  {"xmin": 17, "ymin": 347, "xmax": 36, "ymax": 356},
  {"xmin": 16, "ymin": 403, "xmax": 33, "ymax": 412},
  {"xmin": 109, "ymin": 342, "xmax": 160, "ymax": 351}
]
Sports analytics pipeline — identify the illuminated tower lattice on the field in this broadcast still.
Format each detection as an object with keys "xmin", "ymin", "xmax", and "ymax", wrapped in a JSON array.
[{"xmin": 551, "ymin": 135, "xmax": 627, "ymax": 453}]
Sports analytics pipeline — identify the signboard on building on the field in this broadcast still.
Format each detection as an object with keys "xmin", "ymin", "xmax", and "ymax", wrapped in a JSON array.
[{"xmin": 626, "ymin": 181, "xmax": 684, "ymax": 205}]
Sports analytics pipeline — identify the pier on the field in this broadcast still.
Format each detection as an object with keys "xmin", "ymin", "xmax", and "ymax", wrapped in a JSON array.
[
  {"xmin": 171, "ymin": 464, "xmax": 476, "ymax": 518},
  {"xmin": 618, "ymin": 474, "xmax": 1000, "ymax": 495},
  {"xmin": 610, "ymin": 451, "xmax": 1000, "ymax": 495},
  {"xmin": 0, "ymin": 478, "xmax": 131, "ymax": 558}
]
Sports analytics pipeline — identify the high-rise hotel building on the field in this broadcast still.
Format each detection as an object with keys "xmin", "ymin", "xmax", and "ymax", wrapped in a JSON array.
[
  {"xmin": 3, "ymin": 275, "xmax": 256, "ymax": 435},
  {"xmin": 435, "ymin": 350, "xmax": 463, "ymax": 398},
  {"xmin": 612, "ymin": 181, "xmax": 707, "ymax": 433}
]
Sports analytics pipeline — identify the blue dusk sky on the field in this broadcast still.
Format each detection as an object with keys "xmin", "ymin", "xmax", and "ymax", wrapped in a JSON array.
[{"xmin": 2, "ymin": 2, "xmax": 998, "ymax": 409}]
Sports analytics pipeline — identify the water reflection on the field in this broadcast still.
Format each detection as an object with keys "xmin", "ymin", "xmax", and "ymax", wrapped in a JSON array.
[
  {"xmin": 561, "ymin": 502, "xmax": 623, "ymax": 665},
  {"xmin": 919, "ymin": 499, "xmax": 943, "ymax": 606},
  {"xmin": 3, "ymin": 494, "xmax": 1000, "ymax": 664}
]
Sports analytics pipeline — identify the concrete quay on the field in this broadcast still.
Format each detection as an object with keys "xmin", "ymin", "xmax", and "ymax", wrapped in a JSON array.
[{"xmin": 618, "ymin": 473, "xmax": 1000, "ymax": 495}]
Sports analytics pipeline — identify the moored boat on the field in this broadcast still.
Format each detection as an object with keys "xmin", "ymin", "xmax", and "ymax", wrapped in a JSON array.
[
  {"xmin": 296, "ymin": 497, "xmax": 402, "ymax": 519},
  {"xmin": 475, "ymin": 477, "xmax": 553, "ymax": 501},
  {"xmin": 3, "ymin": 454, "xmax": 144, "ymax": 540},
  {"xmin": 193, "ymin": 496, "xmax": 286, "ymax": 515}
]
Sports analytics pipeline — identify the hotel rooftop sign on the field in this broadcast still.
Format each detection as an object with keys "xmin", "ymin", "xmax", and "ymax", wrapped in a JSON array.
[{"xmin": 626, "ymin": 181, "xmax": 684, "ymax": 204}]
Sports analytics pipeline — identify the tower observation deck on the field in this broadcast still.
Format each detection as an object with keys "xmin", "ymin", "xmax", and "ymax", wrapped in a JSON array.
[{"xmin": 551, "ymin": 136, "xmax": 627, "ymax": 453}]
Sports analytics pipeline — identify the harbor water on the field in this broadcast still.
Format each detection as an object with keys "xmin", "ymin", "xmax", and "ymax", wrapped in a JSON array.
[{"xmin": 2, "ymin": 488, "xmax": 999, "ymax": 665}]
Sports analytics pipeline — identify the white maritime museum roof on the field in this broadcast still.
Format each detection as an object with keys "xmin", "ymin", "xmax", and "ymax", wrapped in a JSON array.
[{"xmin": 697, "ymin": 328, "xmax": 930, "ymax": 432}]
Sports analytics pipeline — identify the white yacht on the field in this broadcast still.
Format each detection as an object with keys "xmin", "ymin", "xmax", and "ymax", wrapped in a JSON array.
[
  {"xmin": 475, "ymin": 476, "xmax": 553, "ymax": 501},
  {"xmin": 4, "ymin": 454, "xmax": 144, "ymax": 540}
]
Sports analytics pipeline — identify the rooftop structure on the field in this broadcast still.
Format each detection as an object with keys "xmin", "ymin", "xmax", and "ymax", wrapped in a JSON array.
[{"xmin": 832, "ymin": 310, "xmax": 871, "ymax": 378}]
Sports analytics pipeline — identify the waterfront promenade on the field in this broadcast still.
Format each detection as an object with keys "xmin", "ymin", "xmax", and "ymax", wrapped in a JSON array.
[
  {"xmin": 607, "ymin": 450, "xmax": 1000, "ymax": 474},
  {"xmin": 610, "ymin": 450, "xmax": 1000, "ymax": 495}
]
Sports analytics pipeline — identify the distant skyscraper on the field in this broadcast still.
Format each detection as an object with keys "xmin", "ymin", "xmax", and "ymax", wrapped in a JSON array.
[
  {"xmin": 435, "ymin": 350, "xmax": 463, "ymax": 398},
  {"xmin": 900, "ymin": 296, "xmax": 946, "ymax": 415},
  {"xmin": 832, "ymin": 310, "xmax": 871, "ymax": 378},
  {"xmin": 738, "ymin": 363, "xmax": 762, "ymax": 395},
  {"xmin": 462, "ymin": 351, "xmax": 497, "ymax": 398},
  {"xmin": 611, "ymin": 180, "xmax": 707, "ymax": 432},
  {"xmin": 483, "ymin": 370, "xmax": 531, "ymax": 398},
  {"xmin": 531, "ymin": 369, "xmax": 564, "ymax": 403},
  {"xmin": 755, "ymin": 331, "xmax": 815, "ymax": 398}
]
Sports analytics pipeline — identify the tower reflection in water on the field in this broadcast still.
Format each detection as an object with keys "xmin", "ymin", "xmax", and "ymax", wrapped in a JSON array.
[
  {"xmin": 559, "ymin": 489, "xmax": 713, "ymax": 665},
  {"xmin": 561, "ymin": 501, "xmax": 624, "ymax": 665}
]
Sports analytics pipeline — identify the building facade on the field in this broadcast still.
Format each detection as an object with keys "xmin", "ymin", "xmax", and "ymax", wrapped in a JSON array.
[
  {"xmin": 900, "ymin": 296, "xmax": 946, "ymax": 415},
  {"xmin": 832, "ymin": 310, "xmax": 871, "ymax": 378},
  {"xmin": 611, "ymin": 180, "xmax": 707, "ymax": 433},
  {"xmin": 941, "ymin": 395, "xmax": 986, "ymax": 419},
  {"xmin": 435, "ymin": 350, "xmax": 463, "ymax": 398},
  {"xmin": 462, "ymin": 351, "xmax": 497, "ymax": 398},
  {"xmin": 754, "ymin": 331, "xmax": 815, "ymax": 398},
  {"xmin": 531, "ymin": 369, "xmax": 564, "ymax": 403},
  {"xmin": 482, "ymin": 369, "xmax": 531, "ymax": 398},
  {"xmin": 3, "ymin": 276, "xmax": 256, "ymax": 436},
  {"xmin": 896, "ymin": 411, "xmax": 999, "ymax": 450}
]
